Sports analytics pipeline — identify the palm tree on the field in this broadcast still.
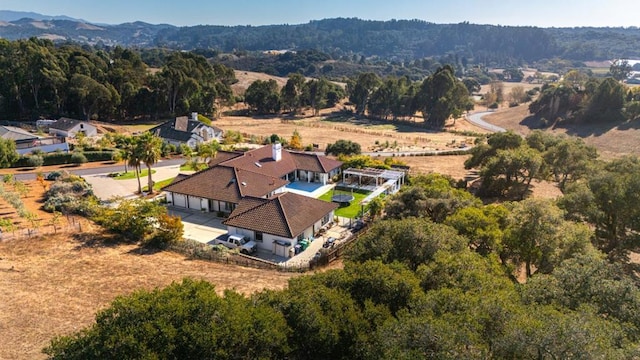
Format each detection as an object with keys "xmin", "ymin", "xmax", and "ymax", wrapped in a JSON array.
[
  {"xmin": 138, "ymin": 132, "xmax": 163, "ymax": 194},
  {"xmin": 115, "ymin": 134, "xmax": 134, "ymax": 174},
  {"xmin": 128, "ymin": 137, "xmax": 142, "ymax": 194}
]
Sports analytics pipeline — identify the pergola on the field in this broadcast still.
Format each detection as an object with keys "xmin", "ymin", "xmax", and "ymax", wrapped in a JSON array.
[{"xmin": 341, "ymin": 167, "xmax": 406, "ymax": 192}]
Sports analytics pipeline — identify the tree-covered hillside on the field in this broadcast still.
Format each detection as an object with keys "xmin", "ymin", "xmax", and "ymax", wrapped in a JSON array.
[{"xmin": 2, "ymin": 17, "xmax": 640, "ymax": 63}]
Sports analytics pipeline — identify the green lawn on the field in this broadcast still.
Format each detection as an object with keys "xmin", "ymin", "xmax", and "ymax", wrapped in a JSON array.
[
  {"xmin": 143, "ymin": 177, "xmax": 175, "ymax": 192},
  {"xmin": 318, "ymin": 189, "xmax": 370, "ymax": 219},
  {"xmin": 113, "ymin": 169, "xmax": 156, "ymax": 180},
  {"xmin": 125, "ymin": 123, "xmax": 159, "ymax": 132}
]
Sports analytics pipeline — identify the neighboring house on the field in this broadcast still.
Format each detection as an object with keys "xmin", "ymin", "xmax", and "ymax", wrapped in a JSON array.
[
  {"xmin": 163, "ymin": 143, "xmax": 343, "ymax": 252},
  {"xmin": 0, "ymin": 125, "xmax": 38, "ymax": 145},
  {"xmin": 0, "ymin": 125, "xmax": 69, "ymax": 155},
  {"xmin": 223, "ymin": 192, "xmax": 338, "ymax": 254},
  {"xmin": 149, "ymin": 112, "xmax": 223, "ymax": 149},
  {"xmin": 49, "ymin": 117, "xmax": 98, "ymax": 138}
]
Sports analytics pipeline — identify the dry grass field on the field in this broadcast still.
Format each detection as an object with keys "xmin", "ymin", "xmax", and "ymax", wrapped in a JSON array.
[
  {"xmin": 0, "ymin": 234, "xmax": 300, "ymax": 360},
  {"xmin": 0, "ymin": 234, "xmax": 299, "ymax": 360},
  {"xmin": 214, "ymin": 112, "xmax": 474, "ymax": 153},
  {"xmin": 0, "ymin": 181, "xmax": 300, "ymax": 360},
  {"xmin": 481, "ymin": 104, "xmax": 640, "ymax": 159},
  {"xmin": 231, "ymin": 70, "xmax": 288, "ymax": 95}
]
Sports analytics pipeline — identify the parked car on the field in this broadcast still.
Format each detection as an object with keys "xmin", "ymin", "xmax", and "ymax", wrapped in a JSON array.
[
  {"xmin": 214, "ymin": 234, "xmax": 258, "ymax": 255},
  {"xmin": 351, "ymin": 220, "xmax": 365, "ymax": 233}
]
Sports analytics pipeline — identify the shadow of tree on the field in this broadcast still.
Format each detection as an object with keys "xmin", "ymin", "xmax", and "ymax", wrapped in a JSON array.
[
  {"xmin": 520, "ymin": 114, "xmax": 640, "ymax": 137},
  {"xmin": 70, "ymin": 231, "xmax": 120, "ymax": 250},
  {"xmin": 126, "ymin": 243, "xmax": 163, "ymax": 256}
]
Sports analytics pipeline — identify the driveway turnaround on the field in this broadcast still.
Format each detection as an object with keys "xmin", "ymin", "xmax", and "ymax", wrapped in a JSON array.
[
  {"xmin": 83, "ymin": 163, "xmax": 184, "ymax": 200},
  {"xmin": 167, "ymin": 207, "xmax": 228, "ymax": 243}
]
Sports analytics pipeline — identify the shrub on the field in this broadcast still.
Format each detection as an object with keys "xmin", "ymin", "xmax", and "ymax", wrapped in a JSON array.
[
  {"xmin": 70, "ymin": 152, "xmax": 87, "ymax": 165},
  {"xmin": 161, "ymin": 143, "xmax": 176, "ymax": 156},
  {"xmin": 46, "ymin": 171, "xmax": 64, "ymax": 181},
  {"xmin": 26, "ymin": 155, "xmax": 44, "ymax": 168},
  {"xmin": 42, "ymin": 153, "xmax": 73, "ymax": 166},
  {"xmin": 43, "ymin": 177, "xmax": 96, "ymax": 215},
  {"xmin": 83, "ymin": 151, "xmax": 114, "ymax": 162}
]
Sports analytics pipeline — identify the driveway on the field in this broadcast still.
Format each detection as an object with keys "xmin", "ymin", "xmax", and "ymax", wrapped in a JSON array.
[
  {"xmin": 167, "ymin": 207, "xmax": 228, "ymax": 243},
  {"xmin": 82, "ymin": 162, "xmax": 184, "ymax": 200}
]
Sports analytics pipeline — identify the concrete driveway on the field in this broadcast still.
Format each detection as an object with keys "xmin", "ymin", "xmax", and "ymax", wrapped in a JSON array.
[
  {"xmin": 167, "ymin": 207, "xmax": 228, "ymax": 243},
  {"xmin": 81, "ymin": 162, "xmax": 185, "ymax": 201}
]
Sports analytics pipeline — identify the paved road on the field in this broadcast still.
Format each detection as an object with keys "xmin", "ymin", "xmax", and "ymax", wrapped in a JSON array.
[
  {"xmin": 466, "ymin": 111, "xmax": 506, "ymax": 133},
  {"xmin": 13, "ymin": 158, "xmax": 185, "ymax": 181}
]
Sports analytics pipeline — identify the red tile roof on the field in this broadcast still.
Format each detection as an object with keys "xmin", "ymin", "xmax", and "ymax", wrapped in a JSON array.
[
  {"xmin": 163, "ymin": 145, "xmax": 342, "ymax": 207},
  {"xmin": 208, "ymin": 150, "xmax": 243, "ymax": 167},
  {"xmin": 290, "ymin": 151, "xmax": 343, "ymax": 173},
  {"xmin": 219, "ymin": 145, "xmax": 342, "ymax": 178},
  {"xmin": 223, "ymin": 192, "xmax": 338, "ymax": 238},
  {"xmin": 220, "ymin": 145, "xmax": 298, "ymax": 178},
  {"xmin": 162, "ymin": 165, "xmax": 287, "ymax": 203}
]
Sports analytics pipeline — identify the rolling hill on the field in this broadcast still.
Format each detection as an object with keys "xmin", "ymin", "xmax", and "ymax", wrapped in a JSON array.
[{"xmin": 1, "ymin": 14, "xmax": 640, "ymax": 63}]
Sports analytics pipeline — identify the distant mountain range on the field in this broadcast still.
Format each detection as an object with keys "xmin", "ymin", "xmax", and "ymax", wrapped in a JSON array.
[
  {"xmin": 2, "ymin": 10, "xmax": 640, "ymax": 63},
  {"xmin": 0, "ymin": 10, "xmax": 86, "ymax": 23}
]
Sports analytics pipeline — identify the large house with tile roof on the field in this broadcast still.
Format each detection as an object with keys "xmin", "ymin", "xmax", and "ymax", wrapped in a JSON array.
[{"xmin": 163, "ymin": 143, "xmax": 342, "ymax": 252}]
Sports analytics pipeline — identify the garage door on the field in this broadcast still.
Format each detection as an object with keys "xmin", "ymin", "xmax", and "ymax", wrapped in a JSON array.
[
  {"xmin": 188, "ymin": 196, "xmax": 200, "ymax": 210},
  {"xmin": 173, "ymin": 194, "xmax": 187, "ymax": 208}
]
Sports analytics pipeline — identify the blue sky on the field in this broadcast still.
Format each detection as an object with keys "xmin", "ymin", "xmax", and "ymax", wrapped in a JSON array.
[{"xmin": 3, "ymin": 0, "xmax": 640, "ymax": 27}]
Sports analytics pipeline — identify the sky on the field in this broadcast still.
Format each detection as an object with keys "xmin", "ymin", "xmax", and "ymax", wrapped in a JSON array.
[{"xmin": 3, "ymin": 0, "xmax": 640, "ymax": 28}]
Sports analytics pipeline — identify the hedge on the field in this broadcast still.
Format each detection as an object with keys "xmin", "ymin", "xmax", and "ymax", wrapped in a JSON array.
[{"xmin": 12, "ymin": 150, "xmax": 115, "ymax": 168}]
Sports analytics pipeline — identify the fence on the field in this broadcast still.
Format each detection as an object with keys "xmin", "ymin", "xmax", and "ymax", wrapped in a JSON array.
[
  {"xmin": 169, "ymin": 237, "xmax": 342, "ymax": 273},
  {"xmin": 169, "ymin": 239, "xmax": 303, "ymax": 271},
  {"xmin": 321, "ymin": 227, "xmax": 367, "ymax": 265},
  {"xmin": 0, "ymin": 220, "xmax": 84, "ymax": 241}
]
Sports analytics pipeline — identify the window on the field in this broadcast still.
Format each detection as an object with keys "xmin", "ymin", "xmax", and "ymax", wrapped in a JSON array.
[
  {"xmin": 255, "ymin": 231, "xmax": 263, "ymax": 242},
  {"xmin": 323, "ymin": 213, "xmax": 331, "ymax": 225}
]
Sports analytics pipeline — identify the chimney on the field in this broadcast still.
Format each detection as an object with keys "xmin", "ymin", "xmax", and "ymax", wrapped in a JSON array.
[
  {"xmin": 272, "ymin": 142, "xmax": 282, "ymax": 162},
  {"xmin": 191, "ymin": 112, "xmax": 198, "ymax": 121}
]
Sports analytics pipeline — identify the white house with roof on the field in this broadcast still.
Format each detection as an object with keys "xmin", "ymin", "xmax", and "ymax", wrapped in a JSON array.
[
  {"xmin": 149, "ymin": 112, "xmax": 223, "ymax": 149},
  {"xmin": 0, "ymin": 126, "xmax": 69, "ymax": 154},
  {"xmin": 49, "ymin": 118, "xmax": 97, "ymax": 138}
]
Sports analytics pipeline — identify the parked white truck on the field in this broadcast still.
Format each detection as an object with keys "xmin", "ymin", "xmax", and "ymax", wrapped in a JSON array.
[{"xmin": 214, "ymin": 234, "xmax": 258, "ymax": 255}]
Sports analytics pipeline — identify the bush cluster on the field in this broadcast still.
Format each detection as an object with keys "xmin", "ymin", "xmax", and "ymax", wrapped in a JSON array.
[{"xmin": 42, "ymin": 176, "xmax": 96, "ymax": 215}]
